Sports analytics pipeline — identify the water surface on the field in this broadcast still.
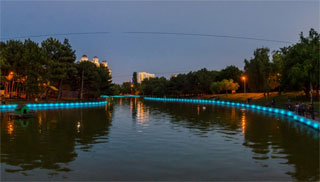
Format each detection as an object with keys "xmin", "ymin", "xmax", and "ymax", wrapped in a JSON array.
[{"xmin": 1, "ymin": 98, "xmax": 319, "ymax": 181}]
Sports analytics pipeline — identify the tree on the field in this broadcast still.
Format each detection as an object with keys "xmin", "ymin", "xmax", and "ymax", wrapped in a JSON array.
[
  {"xmin": 23, "ymin": 39, "xmax": 48, "ymax": 98},
  {"xmin": 121, "ymin": 82, "xmax": 132, "ymax": 94},
  {"xmin": 140, "ymin": 77, "xmax": 168, "ymax": 96},
  {"xmin": 98, "ymin": 66, "xmax": 112, "ymax": 95},
  {"xmin": 132, "ymin": 72, "xmax": 138, "ymax": 93},
  {"xmin": 110, "ymin": 84, "xmax": 121, "ymax": 95},
  {"xmin": 280, "ymin": 28, "xmax": 319, "ymax": 102},
  {"xmin": 211, "ymin": 79, "xmax": 239, "ymax": 94},
  {"xmin": 244, "ymin": 48, "xmax": 272, "ymax": 94},
  {"xmin": 77, "ymin": 61, "xmax": 101, "ymax": 98},
  {"xmin": 194, "ymin": 68, "xmax": 217, "ymax": 94},
  {"xmin": 0, "ymin": 39, "xmax": 49, "ymax": 99},
  {"xmin": 210, "ymin": 82, "xmax": 223, "ymax": 94},
  {"xmin": 41, "ymin": 38, "xmax": 76, "ymax": 100},
  {"xmin": 0, "ymin": 40, "xmax": 25, "ymax": 98},
  {"xmin": 219, "ymin": 65, "xmax": 242, "ymax": 83}
]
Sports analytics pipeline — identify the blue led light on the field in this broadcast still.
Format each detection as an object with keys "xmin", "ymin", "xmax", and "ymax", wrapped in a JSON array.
[
  {"xmin": 313, "ymin": 123, "xmax": 319, "ymax": 129},
  {"xmin": 299, "ymin": 118, "xmax": 304, "ymax": 123}
]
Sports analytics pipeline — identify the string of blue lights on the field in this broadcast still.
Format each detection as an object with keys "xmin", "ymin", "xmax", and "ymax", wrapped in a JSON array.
[
  {"xmin": 144, "ymin": 97, "xmax": 320, "ymax": 131},
  {"xmin": 0, "ymin": 101, "xmax": 108, "ymax": 110}
]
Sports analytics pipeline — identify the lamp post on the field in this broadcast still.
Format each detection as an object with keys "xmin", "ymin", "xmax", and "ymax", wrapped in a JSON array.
[{"xmin": 241, "ymin": 76, "xmax": 246, "ymax": 95}]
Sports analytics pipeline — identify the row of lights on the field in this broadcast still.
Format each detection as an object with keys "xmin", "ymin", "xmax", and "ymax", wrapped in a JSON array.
[
  {"xmin": 26, "ymin": 101, "xmax": 108, "ymax": 108},
  {"xmin": 144, "ymin": 97, "xmax": 319, "ymax": 130},
  {"xmin": 0, "ymin": 104, "xmax": 18, "ymax": 109},
  {"xmin": 0, "ymin": 101, "xmax": 108, "ymax": 110}
]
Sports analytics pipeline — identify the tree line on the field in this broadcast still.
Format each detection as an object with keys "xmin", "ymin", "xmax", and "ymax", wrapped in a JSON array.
[
  {"xmin": 0, "ymin": 38, "xmax": 113, "ymax": 100},
  {"xmin": 123, "ymin": 28, "xmax": 319, "ymax": 100}
]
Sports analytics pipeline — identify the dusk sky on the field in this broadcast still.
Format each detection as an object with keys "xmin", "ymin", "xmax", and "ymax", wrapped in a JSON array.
[{"xmin": 1, "ymin": 1, "xmax": 318, "ymax": 83}]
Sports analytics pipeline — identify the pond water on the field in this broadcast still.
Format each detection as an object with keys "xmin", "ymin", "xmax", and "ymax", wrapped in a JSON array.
[{"xmin": 1, "ymin": 98, "xmax": 319, "ymax": 181}]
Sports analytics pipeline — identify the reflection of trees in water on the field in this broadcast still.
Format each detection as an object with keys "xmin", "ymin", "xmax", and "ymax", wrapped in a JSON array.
[
  {"xmin": 143, "ymin": 100, "xmax": 319, "ymax": 181},
  {"xmin": 131, "ymin": 98, "xmax": 137, "ymax": 122},
  {"xmin": 0, "ymin": 106, "xmax": 113, "ymax": 174},
  {"xmin": 143, "ymin": 100, "xmax": 242, "ymax": 133},
  {"xmin": 76, "ymin": 106, "xmax": 113, "ymax": 151},
  {"xmin": 243, "ymin": 120, "xmax": 319, "ymax": 181}
]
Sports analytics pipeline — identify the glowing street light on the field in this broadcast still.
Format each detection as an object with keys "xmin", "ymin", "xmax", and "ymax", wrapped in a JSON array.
[{"xmin": 241, "ymin": 76, "xmax": 246, "ymax": 94}]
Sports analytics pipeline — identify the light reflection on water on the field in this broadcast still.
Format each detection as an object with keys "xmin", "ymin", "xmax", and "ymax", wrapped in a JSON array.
[{"xmin": 1, "ymin": 98, "xmax": 319, "ymax": 181}]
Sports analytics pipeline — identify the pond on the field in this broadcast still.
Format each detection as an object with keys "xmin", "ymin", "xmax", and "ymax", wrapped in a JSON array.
[{"xmin": 1, "ymin": 98, "xmax": 319, "ymax": 181}]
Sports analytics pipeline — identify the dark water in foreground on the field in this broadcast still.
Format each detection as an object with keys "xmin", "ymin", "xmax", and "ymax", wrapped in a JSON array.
[{"xmin": 1, "ymin": 98, "xmax": 319, "ymax": 181}]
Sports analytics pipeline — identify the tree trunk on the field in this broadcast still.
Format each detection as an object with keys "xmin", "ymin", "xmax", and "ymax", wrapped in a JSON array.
[
  {"xmin": 304, "ymin": 87, "xmax": 310, "ymax": 98},
  {"xmin": 10, "ymin": 80, "xmax": 14, "ymax": 98},
  {"xmin": 57, "ymin": 79, "xmax": 63, "ymax": 101},
  {"xmin": 46, "ymin": 88, "xmax": 49, "ymax": 101},
  {"xmin": 80, "ymin": 69, "xmax": 84, "ymax": 100},
  {"xmin": 310, "ymin": 81, "xmax": 313, "ymax": 104},
  {"xmin": 16, "ymin": 84, "xmax": 20, "ymax": 98},
  {"xmin": 5, "ymin": 82, "xmax": 8, "ymax": 99}
]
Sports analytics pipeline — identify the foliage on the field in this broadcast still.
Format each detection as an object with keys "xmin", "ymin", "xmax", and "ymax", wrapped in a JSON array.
[
  {"xmin": 140, "ymin": 77, "xmax": 168, "ymax": 96},
  {"xmin": 0, "ymin": 38, "xmax": 113, "ymax": 99},
  {"xmin": 210, "ymin": 82, "xmax": 223, "ymax": 94},
  {"xmin": 110, "ymin": 84, "xmax": 121, "ymax": 95},
  {"xmin": 132, "ymin": 72, "xmax": 138, "ymax": 93},
  {"xmin": 280, "ymin": 28, "xmax": 319, "ymax": 97},
  {"xmin": 1, "ymin": 28, "xmax": 318, "ymax": 100},
  {"xmin": 244, "ymin": 48, "xmax": 271, "ymax": 93},
  {"xmin": 210, "ymin": 79, "xmax": 239, "ymax": 94},
  {"xmin": 134, "ymin": 29, "xmax": 320, "ymax": 97},
  {"xmin": 41, "ymin": 38, "xmax": 77, "ymax": 100},
  {"xmin": 120, "ymin": 82, "xmax": 132, "ymax": 94},
  {"xmin": 218, "ymin": 65, "xmax": 242, "ymax": 83},
  {"xmin": 137, "ymin": 70, "xmax": 239, "ymax": 96}
]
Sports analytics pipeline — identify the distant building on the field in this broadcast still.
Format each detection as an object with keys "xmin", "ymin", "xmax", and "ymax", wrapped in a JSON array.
[
  {"xmin": 79, "ymin": 54, "xmax": 89, "ymax": 62},
  {"xmin": 101, "ymin": 60, "xmax": 108, "ymax": 67},
  {"xmin": 138, "ymin": 72, "xmax": 155, "ymax": 83},
  {"xmin": 101, "ymin": 60, "xmax": 112, "ymax": 75},
  {"xmin": 79, "ymin": 55, "xmax": 112, "ymax": 76},
  {"xmin": 170, "ymin": 74, "xmax": 178, "ymax": 78},
  {"xmin": 92, "ymin": 56, "xmax": 100, "ymax": 67}
]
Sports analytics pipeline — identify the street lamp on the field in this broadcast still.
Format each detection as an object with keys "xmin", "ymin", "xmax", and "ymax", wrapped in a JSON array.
[{"xmin": 241, "ymin": 76, "xmax": 246, "ymax": 94}]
